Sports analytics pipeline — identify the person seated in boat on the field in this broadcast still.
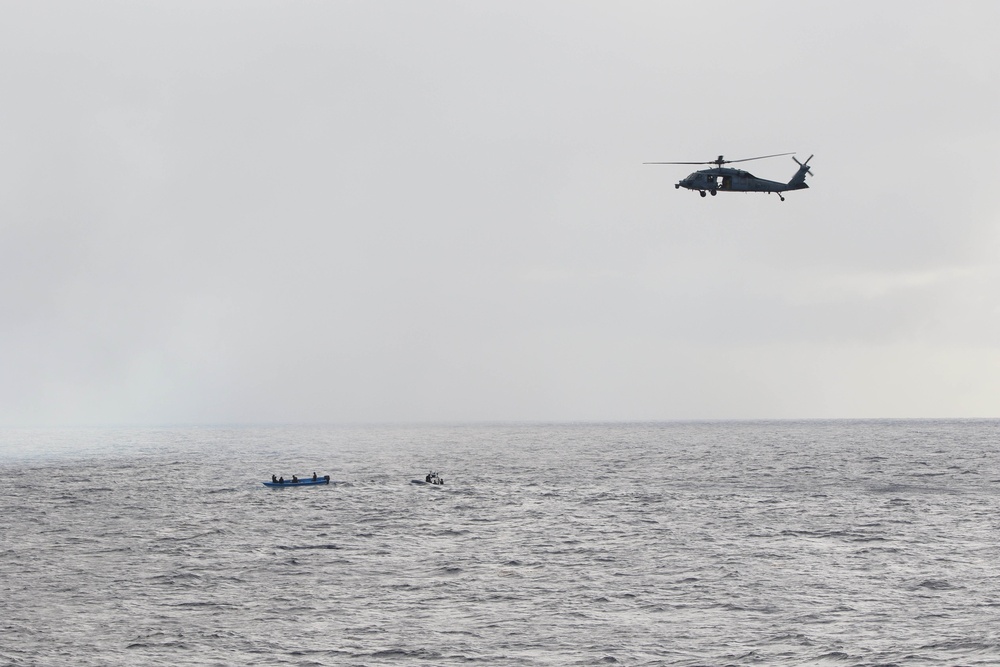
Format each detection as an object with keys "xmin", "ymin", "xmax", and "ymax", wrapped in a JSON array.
[
  {"xmin": 426, "ymin": 472, "xmax": 433, "ymax": 483},
  {"xmin": 312, "ymin": 472, "xmax": 317, "ymax": 481},
  {"xmin": 278, "ymin": 476, "xmax": 285, "ymax": 484},
  {"xmin": 292, "ymin": 475, "xmax": 299, "ymax": 483},
  {"xmin": 324, "ymin": 475, "xmax": 330, "ymax": 483},
  {"xmin": 272, "ymin": 474, "xmax": 277, "ymax": 483}
]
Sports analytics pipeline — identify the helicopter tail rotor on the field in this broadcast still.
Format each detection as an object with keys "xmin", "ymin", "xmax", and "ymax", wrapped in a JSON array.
[
  {"xmin": 793, "ymin": 154, "xmax": 814, "ymax": 176},
  {"xmin": 787, "ymin": 154, "xmax": 814, "ymax": 189}
]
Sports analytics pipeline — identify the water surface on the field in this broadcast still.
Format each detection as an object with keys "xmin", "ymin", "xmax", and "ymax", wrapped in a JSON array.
[{"xmin": 2, "ymin": 420, "xmax": 999, "ymax": 665}]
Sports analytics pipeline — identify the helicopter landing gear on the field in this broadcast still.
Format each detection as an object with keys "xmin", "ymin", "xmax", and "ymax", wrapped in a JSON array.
[
  {"xmin": 778, "ymin": 194, "xmax": 785, "ymax": 201},
  {"xmin": 710, "ymin": 190, "xmax": 717, "ymax": 196},
  {"xmin": 699, "ymin": 190, "xmax": 706, "ymax": 197}
]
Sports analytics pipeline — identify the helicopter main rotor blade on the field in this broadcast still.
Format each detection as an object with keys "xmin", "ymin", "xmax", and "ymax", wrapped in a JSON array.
[
  {"xmin": 644, "ymin": 152, "xmax": 795, "ymax": 166},
  {"xmin": 724, "ymin": 152, "xmax": 795, "ymax": 164}
]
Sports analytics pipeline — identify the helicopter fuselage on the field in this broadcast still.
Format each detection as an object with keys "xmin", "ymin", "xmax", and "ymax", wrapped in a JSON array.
[
  {"xmin": 646, "ymin": 153, "xmax": 813, "ymax": 201},
  {"xmin": 675, "ymin": 166, "xmax": 807, "ymax": 197}
]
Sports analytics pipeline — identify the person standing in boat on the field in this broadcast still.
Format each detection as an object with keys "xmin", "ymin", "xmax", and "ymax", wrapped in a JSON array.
[
  {"xmin": 272, "ymin": 474, "xmax": 277, "ymax": 483},
  {"xmin": 312, "ymin": 472, "xmax": 317, "ymax": 481}
]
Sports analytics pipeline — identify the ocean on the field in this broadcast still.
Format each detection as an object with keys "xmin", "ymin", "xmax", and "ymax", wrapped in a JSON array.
[{"xmin": 2, "ymin": 420, "xmax": 999, "ymax": 666}]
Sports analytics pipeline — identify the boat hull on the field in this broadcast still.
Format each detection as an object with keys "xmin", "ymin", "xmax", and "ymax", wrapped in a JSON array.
[{"xmin": 263, "ymin": 478, "xmax": 330, "ymax": 487}]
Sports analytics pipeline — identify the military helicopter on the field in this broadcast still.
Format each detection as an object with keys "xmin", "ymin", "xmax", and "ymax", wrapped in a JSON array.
[{"xmin": 645, "ymin": 152, "xmax": 813, "ymax": 201}]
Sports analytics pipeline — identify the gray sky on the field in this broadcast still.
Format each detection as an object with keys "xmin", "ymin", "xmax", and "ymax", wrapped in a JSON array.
[{"xmin": 2, "ymin": 1, "xmax": 999, "ymax": 425}]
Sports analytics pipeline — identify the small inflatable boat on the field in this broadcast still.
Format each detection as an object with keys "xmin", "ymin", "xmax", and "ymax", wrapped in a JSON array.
[{"xmin": 412, "ymin": 471, "xmax": 445, "ymax": 486}]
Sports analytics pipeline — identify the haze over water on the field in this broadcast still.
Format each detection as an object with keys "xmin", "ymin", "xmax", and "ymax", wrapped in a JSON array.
[{"xmin": 3, "ymin": 420, "xmax": 1000, "ymax": 666}]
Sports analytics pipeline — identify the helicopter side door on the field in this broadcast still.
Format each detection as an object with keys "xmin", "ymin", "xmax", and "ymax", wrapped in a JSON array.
[
  {"xmin": 692, "ymin": 172, "xmax": 717, "ymax": 190},
  {"xmin": 728, "ymin": 171, "xmax": 754, "ymax": 192}
]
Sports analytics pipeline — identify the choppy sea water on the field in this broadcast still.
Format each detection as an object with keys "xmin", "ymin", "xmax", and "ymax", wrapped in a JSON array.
[{"xmin": 2, "ymin": 420, "xmax": 1000, "ymax": 666}]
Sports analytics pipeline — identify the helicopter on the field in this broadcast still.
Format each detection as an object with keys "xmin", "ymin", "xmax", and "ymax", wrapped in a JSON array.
[{"xmin": 645, "ymin": 152, "xmax": 813, "ymax": 201}]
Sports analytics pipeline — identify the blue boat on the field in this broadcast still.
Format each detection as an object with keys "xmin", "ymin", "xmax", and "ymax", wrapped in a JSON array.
[{"xmin": 264, "ymin": 475, "xmax": 331, "ymax": 488}]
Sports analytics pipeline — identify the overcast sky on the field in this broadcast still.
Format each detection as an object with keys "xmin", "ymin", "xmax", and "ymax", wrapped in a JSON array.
[{"xmin": 2, "ymin": 1, "xmax": 998, "ymax": 426}]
